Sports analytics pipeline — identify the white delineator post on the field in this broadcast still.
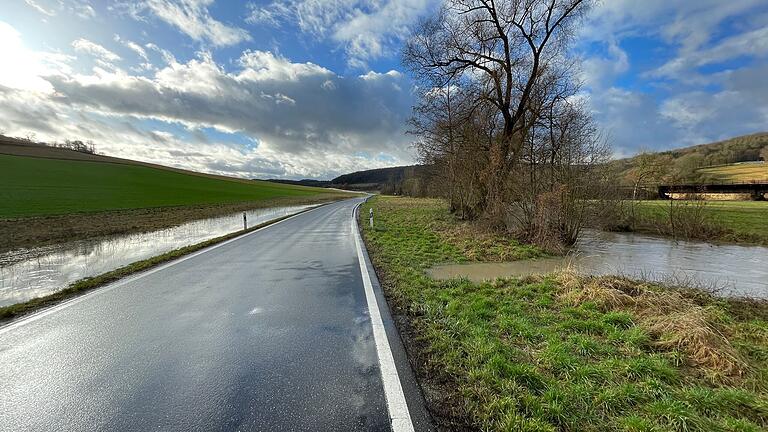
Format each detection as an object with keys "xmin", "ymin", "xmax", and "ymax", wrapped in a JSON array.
[
  {"xmin": 353, "ymin": 203, "xmax": 414, "ymax": 432},
  {"xmin": 369, "ymin": 207, "xmax": 374, "ymax": 228}
]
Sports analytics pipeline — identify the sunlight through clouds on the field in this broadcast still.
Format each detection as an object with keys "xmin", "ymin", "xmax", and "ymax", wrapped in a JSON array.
[
  {"xmin": 3, "ymin": 0, "xmax": 768, "ymax": 178},
  {"xmin": 0, "ymin": 22, "xmax": 72, "ymax": 93}
]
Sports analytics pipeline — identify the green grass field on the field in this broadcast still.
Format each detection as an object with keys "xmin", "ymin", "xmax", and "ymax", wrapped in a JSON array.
[
  {"xmin": 632, "ymin": 200, "xmax": 767, "ymax": 244},
  {"xmin": 362, "ymin": 196, "xmax": 768, "ymax": 431},
  {"xmin": 0, "ymin": 154, "xmax": 337, "ymax": 218},
  {"xmin": 696, "ymin": 163, "xmax": 768, "ymax": 182}
]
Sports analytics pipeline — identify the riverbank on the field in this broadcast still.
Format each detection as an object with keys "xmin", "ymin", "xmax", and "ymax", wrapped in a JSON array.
[
  {"xmin": 0, "ymin": 205, "xmax": 324, "ymax": 323},
  {"xmin": 627, "ymin": 200, "xmax": 768, "ymax": 246},
  {"xmin": 361, "ymin": 196, "xmax": 768, "ymax": 431},
  {"xmin": 0, "ymin": 194, "xmax": 350, "ymax": 254}
]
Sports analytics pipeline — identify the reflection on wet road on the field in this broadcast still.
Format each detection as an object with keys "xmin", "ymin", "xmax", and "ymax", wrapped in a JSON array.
[
  {"xmin": 0, "ymin": 198, "xmax": 392, "ymax": 431},
  {"xmin": 0, "ymin": 205, "xmax": 315, "ymax": 306}
]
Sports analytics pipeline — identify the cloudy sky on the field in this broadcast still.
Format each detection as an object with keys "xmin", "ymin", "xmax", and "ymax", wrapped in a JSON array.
[{"xmin": 1, "ymin": 1, "xmax": 767, "ymax": 179}]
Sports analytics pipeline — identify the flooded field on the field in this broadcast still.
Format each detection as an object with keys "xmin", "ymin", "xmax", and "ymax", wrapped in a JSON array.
[
  {"xmin": 428, "ymin": 230, "xmax": 768, "ymax": 298},
  {"xmin": 0, "ymin": 205, "xmax": 316, "ymax": 306}
]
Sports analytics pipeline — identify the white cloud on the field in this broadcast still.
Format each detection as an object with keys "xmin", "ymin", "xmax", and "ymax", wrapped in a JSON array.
[
  {"xmin": 579, "ymin": 0, "xmax": 768, "ymax": 156},
  {"xmin": 237, "ymin": 50, "xmax": 333, "ymax": 81},
  {"xmin": 145, "ymin": 43, "xmax": 177, "ymax": 65},
  {"xmin": 245, "ymin": 1, "xmax": 292, "ymax": 26},
  {"xmin": 247, "ymin": 0, "xmax": 437, "ymax": 67},
  {"xmin": 71, "ymin": 1, "xmax": 96, "ymax": 19},
  {"xmin": 584, "ymin": 0, "xmax": 764, "ymax": 42},
  {"xmin": 132, "ymin": 0, "xmax": 251, "ymax": 47},
  {"xmin": 581, "ymin": 40, "xmax": 629, "ymax": 90},
  {"xmin": 24, "ymin": 0, "xmax": 96, "ymax": 19},
  {"xmin": 660, "ymin": 65, "xmax": 768, "ymax": 137},
  {"xmin": 0, "ymin": 20, "xmax": 414, "ymax": 178},
  {"xmin": 24, "ymin": 0, "xmax": 56, "ymax": 16},
  {"xmin": 114, "ymin": 35, "xmax": 149, "ymax": 62},
  {"xmin": 72, "ymin": 38, "xmax": 121, "ymax": 63},
  {"xmin": 653, "ymin": 26, "xmax": 768, "ymax": 79},
  {"xmin": 333, "ymin": 0, "xmax": 433, "ymax": 64}
]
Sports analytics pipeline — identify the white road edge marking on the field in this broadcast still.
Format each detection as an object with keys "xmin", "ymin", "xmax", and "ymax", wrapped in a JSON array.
[
  {"xmin": 0, "ymin": 204, "xmax": 328, "ymax": 335},
  {"xmin": 352, "ymin": 202, "xmax": 415, "ymax": 432}
]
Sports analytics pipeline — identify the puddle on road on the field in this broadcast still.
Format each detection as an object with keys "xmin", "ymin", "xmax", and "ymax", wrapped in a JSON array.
[
  {"xmin": 428, "ymin": 230, "xmax": 768, "ymax": 299},
  {"xmin": 0, "ymin": 205, "xmax": 316, "ymax": 306}
]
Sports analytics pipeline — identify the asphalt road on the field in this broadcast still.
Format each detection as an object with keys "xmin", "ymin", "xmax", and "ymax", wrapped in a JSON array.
[{"xmin": 0, "ymin": 198, "xmax": 430, "ymax": 432}]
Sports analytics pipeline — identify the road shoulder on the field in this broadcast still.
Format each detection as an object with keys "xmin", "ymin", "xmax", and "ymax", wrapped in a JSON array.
[{"xmin": 354, "ymin": 201, "xmax": 435, "ymax": 432}]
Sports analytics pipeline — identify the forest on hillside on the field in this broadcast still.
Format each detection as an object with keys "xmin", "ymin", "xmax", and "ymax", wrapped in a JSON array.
[{"xmin": 612, "ymin": 132, "xmax": 768, "ymax": 192}]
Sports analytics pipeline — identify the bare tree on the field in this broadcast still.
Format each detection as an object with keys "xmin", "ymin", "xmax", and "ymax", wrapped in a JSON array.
[
  {"xmin": 409, "ymin": 82, "xmax": 494, "ymax": 218},
  {"xmin": 404, "ymin": 0, "xmax": 592, "ymax": 222},
  {"xmin": 627, "ymin": 152, "xmax": 672, "ymax": 201}
]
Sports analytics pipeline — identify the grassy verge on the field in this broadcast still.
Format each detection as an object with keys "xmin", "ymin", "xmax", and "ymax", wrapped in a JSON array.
[
  {"xmin": 361, "ymin": 196, "xmax": 768, "ymax": 431},
  {"xmin": 629, "ymin": 200, "xmax": 768, "ymax": 246},
  {"xmin": 0, "ymin": 207, "xmax": 318, "ymax": 323}
]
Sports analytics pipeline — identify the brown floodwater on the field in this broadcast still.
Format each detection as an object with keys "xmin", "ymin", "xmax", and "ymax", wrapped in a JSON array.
[{"xmin": 428, "ymin": 230, "xmax": 768, "ymax": 299}]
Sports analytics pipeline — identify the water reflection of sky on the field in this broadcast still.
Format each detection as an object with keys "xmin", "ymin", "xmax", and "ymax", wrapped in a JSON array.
[
  {"xmin": 575, "ymin": 230, "xmax": 768, "ymax": 298},
  {"xmin": 0, "ymin": 205, "xmax": 315, "ymax": 306},
  {"xmin": 428, "ymin": 229, "xmax": 768, "ymax": 299}
]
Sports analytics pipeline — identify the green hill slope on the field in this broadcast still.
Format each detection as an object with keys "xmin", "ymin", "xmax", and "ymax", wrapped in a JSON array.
[
  {"xmin": 0, "ymin": 153, "xmax": 335, "ymax": 218},
  {"xmin": 612, "ymin": 132, "xmax": 768, "ymax": 185}
]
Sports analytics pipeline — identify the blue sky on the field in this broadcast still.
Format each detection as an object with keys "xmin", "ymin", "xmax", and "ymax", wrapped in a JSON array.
[{"xmin": 1, "ymin": 0, "xmax": 767, "ymax": 179}]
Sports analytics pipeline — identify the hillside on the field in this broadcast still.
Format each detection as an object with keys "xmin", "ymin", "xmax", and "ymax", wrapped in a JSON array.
[
  {"xmin": 266, "ymin": 165, "xmax": 428, "ymax": 192},
  {"xmin": 313, "ymin": 133, "xmax": 768, "ymax": 198},
  {"xmin": 266, "ymin": 179, "xmax": 331, "ymax": 187},
  {"xmin": 695, "ymin": 162, "xmax": 768, "ymax": 182},
  {"xmin": 0, "ymin": 138, "xmax": 340, "ymax": 218},
  {"xmin": 0, "ymin": 135, "xmax": 276, "ymax": 185},
  {"xmin": 330, "ymin": 165, "xmax": 428, "ymax": 193},
  {"xmin": 613, "ymin": 132, "xmax": 768, "ymax": 185}
]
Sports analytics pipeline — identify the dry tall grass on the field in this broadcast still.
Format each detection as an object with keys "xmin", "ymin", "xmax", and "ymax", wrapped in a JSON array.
[{"xmin": 556, "ymin": 270, "xmax": 748, "ymax": 381}]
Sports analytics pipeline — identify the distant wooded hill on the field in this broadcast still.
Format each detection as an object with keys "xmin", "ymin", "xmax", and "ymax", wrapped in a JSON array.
[
  {"xmin": 267, "ymin": 165, "xmax": 430, "ymax": 194},
  {"xmin": 612, "ymin": 132, "xmax": 768, "ymax": 185},
  {"xmin": 268, "ymin": 133, "xmax": 768, "ymax": 195}
]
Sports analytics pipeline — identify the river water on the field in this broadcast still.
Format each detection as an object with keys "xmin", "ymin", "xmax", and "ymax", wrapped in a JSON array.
[
  {"xmin": 428, "ymin": 229, "xmax": 768, "ymax": 299},
  {"xmin": 0, "ymin": 205, "xmax": 316, "ymax": 307}
]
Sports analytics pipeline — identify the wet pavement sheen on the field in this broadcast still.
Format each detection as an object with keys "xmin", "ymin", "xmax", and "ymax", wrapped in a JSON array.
[
  {"xmin": 0, "ymin": 204, "xmax": 316, "ymax": 306},
  {"xmin": 0, "ymin": 198, "xmax": 391, "ymax": 431}
]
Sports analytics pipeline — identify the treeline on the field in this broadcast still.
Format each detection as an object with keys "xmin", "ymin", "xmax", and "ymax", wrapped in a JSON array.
[
  {"xmin": 2, "ymin": 134, "xmax": 98, "ymax": 155},
  {"xmin": 374, "ymin": 131, "xmax": 768, "ymax": 201},
  {"xmin": 666, "ymin": 132, "xmax": 768, "ymax": 166},
  {"xmin": 50, "ymin": 139, "xmax": 98, "ymax": 155}
]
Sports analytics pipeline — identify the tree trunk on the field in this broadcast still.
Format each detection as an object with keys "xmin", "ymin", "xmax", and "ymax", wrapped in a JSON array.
[{"xmin": 483, "ymin": 132, "xmax": 513, "ymax": 227}]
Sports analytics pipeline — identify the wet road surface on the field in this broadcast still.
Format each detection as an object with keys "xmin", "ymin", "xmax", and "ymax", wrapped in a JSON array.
[{"xmin": 0, "ymin": 198, "xmax": 426, "ymax": 431}]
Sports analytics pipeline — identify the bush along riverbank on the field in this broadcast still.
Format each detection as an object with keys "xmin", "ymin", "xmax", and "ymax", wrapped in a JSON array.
[{"xmin": 361, "ymin": 196, "xmax": 768, "ymax": 431}]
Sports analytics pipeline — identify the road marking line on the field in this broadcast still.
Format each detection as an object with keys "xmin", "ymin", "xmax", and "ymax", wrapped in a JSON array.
[
  {"xmin": 0, "ymin": 203, "xmax": 332, "ymax": 335},
  {"xmin": 352, "ymin": 202, "xmax": 415, "ymax": 432}
]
